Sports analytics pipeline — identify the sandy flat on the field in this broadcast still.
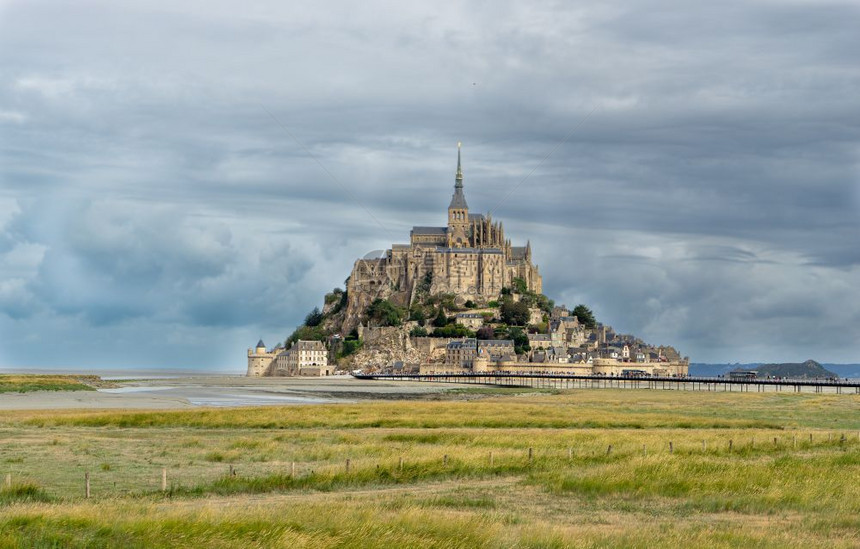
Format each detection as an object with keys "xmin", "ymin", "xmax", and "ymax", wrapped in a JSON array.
[{"xmin": 0, "ymin": 375, "xmax": 471, "ymax": 410}]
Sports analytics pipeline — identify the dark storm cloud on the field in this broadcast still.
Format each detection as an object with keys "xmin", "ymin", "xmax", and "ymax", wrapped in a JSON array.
[{"xmin": 1, "ymin": 0, "xmax": 858, "ymax": 368}]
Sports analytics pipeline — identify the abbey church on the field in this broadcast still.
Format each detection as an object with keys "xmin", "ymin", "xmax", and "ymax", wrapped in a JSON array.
[{"xmin": 343, "ymin": 145, "xmax": 542, "ymax": 330}]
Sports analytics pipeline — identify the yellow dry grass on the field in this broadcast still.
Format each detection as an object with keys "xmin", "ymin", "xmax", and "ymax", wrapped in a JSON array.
[{"xmin": 1, "ymin": 388, "xmax": 858, "ymax": 548}]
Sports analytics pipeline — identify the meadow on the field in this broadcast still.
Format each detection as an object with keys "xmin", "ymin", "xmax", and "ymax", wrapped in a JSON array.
[
  {"xmin": 1, "ymin": 388, "xmax": 858, "ymax": 548},
  {"xmin": 0, "ymin": 375, "xmax": 102, "ymax": 394}
]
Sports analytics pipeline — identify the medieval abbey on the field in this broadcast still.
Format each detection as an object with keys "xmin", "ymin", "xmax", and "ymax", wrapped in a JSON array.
[
  {"xmin": 342, "ymin": 144, "xmax": 542, "ymax": 332},
  {"xmin": 247, "ymin": 145, "xmax": 688, "ymax": 378}
]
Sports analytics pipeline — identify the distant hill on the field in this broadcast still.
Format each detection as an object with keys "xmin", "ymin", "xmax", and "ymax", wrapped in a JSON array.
[
  {"xmin": 735, "ymin": 360, "xmax": 837, "ymax": 379},
  {"xmin": 691, "ymin": 361, "xmax": 858, "ymax": 379}
]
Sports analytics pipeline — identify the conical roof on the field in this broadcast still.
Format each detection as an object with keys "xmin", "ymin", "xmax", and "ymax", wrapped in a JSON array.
[{"xmin": 448, "ymin": 142, "xmax": 469, "ymax": 209}]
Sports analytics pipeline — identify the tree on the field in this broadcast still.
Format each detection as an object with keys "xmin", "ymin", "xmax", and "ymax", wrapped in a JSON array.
[
  {"xmin": 409, "ymin": 306, "xmax": 427, "ymax": 326},
  {"xmin": 365, "ymin": 298, "xmax": 405, "ymax": 327},
  {"xmin": 508, "ymin": 327, "xmax": 530, "ymax": 355},
  {"xmin": 572, "ymin": 304, "xmax": 596, "ymax": 329},
  {"xmin": 432, "ymin": 308, "xmax": 449, "ymax": 328},
  {"xmin": 476, "ymin": 326, "xmax": 495, "ymax": 340},
  {"xmin": 285, "ymin": 324, "xmax": 327, "ymax": 348},
  {"xmin": 500, "ymin": 300, "xmax": 530, "ymax": 326},
  {"xmin": 535, "ymin": 294, "xmax": 554, "ymax": 314},
  {"xmin": 304, "ymin": 307, "xmax": 324, "ymax": 327}
]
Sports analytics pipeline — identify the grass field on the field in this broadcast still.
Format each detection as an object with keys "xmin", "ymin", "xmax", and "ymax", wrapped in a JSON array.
[
  {"xmin": 1, "ymin": 388, "xmax": 858, "ymax": 547},
  {"xmin": 0, "ymin": 375, "xmax": 102, "ymax": 394}
]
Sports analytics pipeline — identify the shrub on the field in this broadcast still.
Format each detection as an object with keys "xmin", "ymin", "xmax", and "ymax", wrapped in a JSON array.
[
  {"xmin": 339, "ymin": 338, "xmax": 363, "ymax": 358},
  {"xmin": 431, "ymin": 325, "xmax": 475, "ymax": 338},
  {"xmin": 365, "ymin": 299, "xmax": 405, "ymax": 327},
  {"xmin": 323, "ymin": 288, "xmax": 343, "ymax": 305},
  {"xmin": 410, "ymin": 326, "xmax": 428, "ymax": 337},
  {"xmin": 0, "ymin": 482, "xmax": 52, "ymax": 505},
  {"xmin": 409, "ymin": 307, "xmax": 427, "ymax": 326},
  {"xmin": 476, "ymin": 326, "xmax": 495, "ymax": 340},
  {"xmin": 512, "ymin": 277, "xmax": 528, "ymax": 294}
]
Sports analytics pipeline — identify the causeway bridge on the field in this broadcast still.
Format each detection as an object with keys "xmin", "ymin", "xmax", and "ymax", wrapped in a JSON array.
[{"xmin": 353, "ymin": 372, "xmax": 860, "ymax": 394}]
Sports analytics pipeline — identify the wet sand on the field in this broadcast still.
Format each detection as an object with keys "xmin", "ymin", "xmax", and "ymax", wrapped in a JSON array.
[{"xmin": 0, "ymin": 375, "xmax": 471, "ymax": 410}]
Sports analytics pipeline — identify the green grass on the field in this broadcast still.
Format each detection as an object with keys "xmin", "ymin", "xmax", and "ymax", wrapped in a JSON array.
[
  {"xmin": 0, "ymin": 389, "xmax": 858, "ymax": 547},
  {"xmin": 15, "ymin": 390, "xmax": 849, "ymax": 430},
  {"xmin": 0, "ymin": 482, "xmax": 53, "ymax": 505},
  {"xmin": 0, "ymin": 375, "xmax": 100, "ymax": 393}
]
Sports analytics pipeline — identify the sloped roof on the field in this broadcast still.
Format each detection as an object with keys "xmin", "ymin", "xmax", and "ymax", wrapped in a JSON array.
[
  {"xmin": 510, "ymin": 246, "xmax": 528, "ymax": 260},
  {"xmin": 449, "ymin": 189, "xmax": 469, "ymax": 210},
  {"xmin": 412, "ymin": 226, "xmax": 447, "ymax": 235}
]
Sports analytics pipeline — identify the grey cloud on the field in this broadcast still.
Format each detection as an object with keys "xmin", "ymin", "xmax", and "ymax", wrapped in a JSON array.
[{"xmin": 1, "ymin": 0, "xmax": 858, "ymax": 367}]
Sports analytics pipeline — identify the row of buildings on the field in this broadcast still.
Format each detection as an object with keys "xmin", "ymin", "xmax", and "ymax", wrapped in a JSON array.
[
  {"xmin": 429, "ymin": 305, "xmax": 689, "ymax": 376},
  {"xmin": 246, "ymin": 339, "xmax": 331, "ymax": 377}
]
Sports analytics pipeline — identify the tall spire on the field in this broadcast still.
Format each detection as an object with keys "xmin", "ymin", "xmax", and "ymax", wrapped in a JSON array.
[
  {"xmin": 455, "ymin": 141, "xmax": 463, "ymax": 188},
  {"xmin": 448, "ymin": 142, "xmax": 468, "ymax": 210}
]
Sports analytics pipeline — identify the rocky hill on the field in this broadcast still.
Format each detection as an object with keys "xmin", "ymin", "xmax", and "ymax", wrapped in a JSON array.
[{"xmin": 733, "ymin": 360, "xmax": 838, "ymax": 379}]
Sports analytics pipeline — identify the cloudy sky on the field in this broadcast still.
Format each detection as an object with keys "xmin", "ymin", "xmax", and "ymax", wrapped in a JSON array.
[{"xmin": 1, "ymin": 0, "xmax": 859, "ymax": 370}]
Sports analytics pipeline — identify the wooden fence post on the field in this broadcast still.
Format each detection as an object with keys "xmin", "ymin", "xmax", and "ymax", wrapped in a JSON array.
[
  {"xmin": 669, "ymin": 441, "xmax": 673, "ymax": 454},
  {"xmin": 291, "ymin": 462, "xmax": 296, "ymax": 477},
  {"xmin": 606, "ymin": 445, "xmax": 612, "ymax": 456},
  {"xmin": 161, "ymin": 468, "xmax": 167, "ymax": 492},
  {"xmin": 443, "ymin": 455, "xmax": 448, "ymax": 467},
  {"xmin": 528, "ymin": 447, "xmax": 533, "ymax": 463},
  {"xmin": 489, "ymin": 452, "xmax": 494, "ymax": 466},
  {"xmin": 345, "ymin": 459, "xmax": 351, "ymax": 473},
  {"xmin": 642, "ymin": 444, "xmax": 646, "ymax": 456},
  {"xmin": 85, "ymin": 472, "xmax": 90, "ymax": 499},
  {"xmin": 568, "ymin": 447, "xmax": 573, "ymax": 460},
  {"xmin": 729, "ymin": 439, "xmax": 733, "ymax": 452},
  {"xmin": 399, "ymin": 456, "xmax": 404, "ymax": 471}
]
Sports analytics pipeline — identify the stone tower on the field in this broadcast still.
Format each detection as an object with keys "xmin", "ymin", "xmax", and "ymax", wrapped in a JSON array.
[{"xmin": 447, "ymin": 142, "xmax": 469, "ymax": 248}]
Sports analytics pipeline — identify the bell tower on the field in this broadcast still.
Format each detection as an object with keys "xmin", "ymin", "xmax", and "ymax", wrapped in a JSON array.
[{"xmin": 447, "ymin": 142, "xmax": 469, "ymax": 248}]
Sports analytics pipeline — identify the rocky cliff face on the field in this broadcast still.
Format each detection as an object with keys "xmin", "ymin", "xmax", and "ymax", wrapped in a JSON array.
[{"xmin": 345, "ymin": 325, "xmax": 438, "ymax": 372}]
